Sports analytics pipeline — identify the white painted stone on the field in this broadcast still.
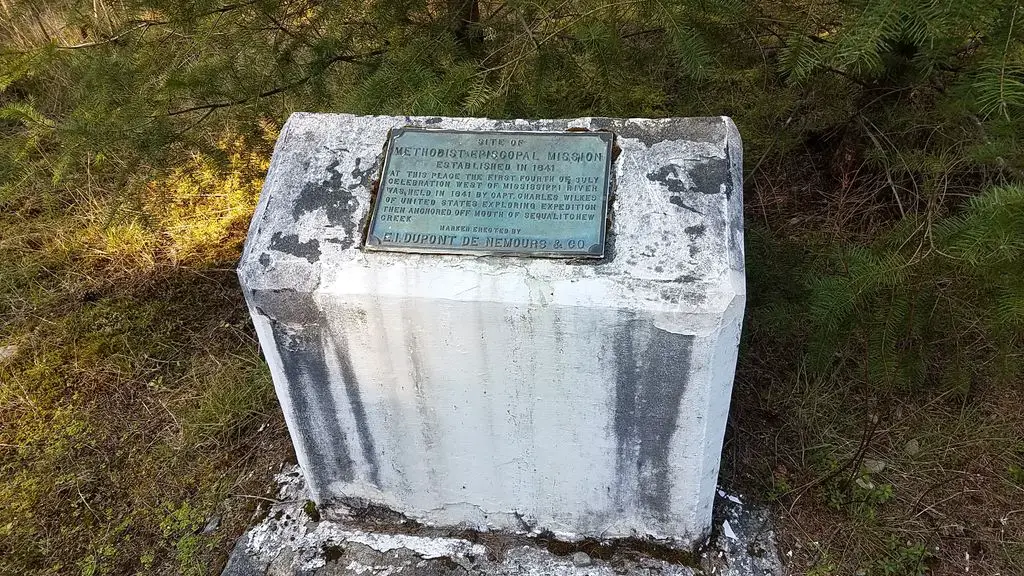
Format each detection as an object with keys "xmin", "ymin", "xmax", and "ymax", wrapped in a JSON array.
[{"xmin": 238, "ymin": 114, "xmax": 745, "ymax": 547}]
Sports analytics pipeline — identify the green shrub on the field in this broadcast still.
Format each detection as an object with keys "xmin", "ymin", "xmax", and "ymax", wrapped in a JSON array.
[{"xmin": 801, "ymin": 184, "xmax": 1024, "ymax": 392}]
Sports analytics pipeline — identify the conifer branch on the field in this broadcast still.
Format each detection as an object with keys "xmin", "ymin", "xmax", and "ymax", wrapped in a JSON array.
[
  {"xmin": 2, "ymin": 0, "xmax": 267, "ymax": 54},
  {"xmin": 621, "ymin": 27, "xmax": 664, "ymax": 39},
  {"xmin": 165, "ymin": 49, "xmax": 386, "ymax": 117},
  {"xmin": 476, "ymin": 0, "xmax": 640, "ymax": 75},
  {"xmin": 55, "ymin": 21, "xmax": 160, "ymax": 50},
  {"xmin": 996, "ymin": 5, "xmax": 1019, "ymax": 120}
]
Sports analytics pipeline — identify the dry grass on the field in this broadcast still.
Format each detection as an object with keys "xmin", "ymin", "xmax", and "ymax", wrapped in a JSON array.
[
  {"xmin": 726, "ymin": 346, "xmax": 1024, "ymax": 575},
  {"xmin": 0, "ymin": 129, "xmax": 290, "ymax": 576},
  {"xmin": 0, "ymin": 0, "xmax": 137, "ymax": 51}
]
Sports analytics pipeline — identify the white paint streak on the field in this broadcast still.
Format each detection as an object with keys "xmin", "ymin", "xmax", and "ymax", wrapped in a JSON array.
[{"xmin": 342, "ymin": 532, "xmax": 487, "ymax": 559}]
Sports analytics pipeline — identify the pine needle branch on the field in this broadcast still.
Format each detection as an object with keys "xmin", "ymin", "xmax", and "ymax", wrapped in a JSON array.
[
  {"xmin": 165, "ymin": 48, "xmax": 387, "ymax": 117},
  {"xmin": 55, "ymin": 21, "xmax": 161, "ymax": 50}
]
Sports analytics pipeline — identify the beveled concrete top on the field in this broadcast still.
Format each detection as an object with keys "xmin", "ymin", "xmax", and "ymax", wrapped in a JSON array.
[{"xmin": 239, "ymin": 114, "xmax": 743, "ymax": 316}]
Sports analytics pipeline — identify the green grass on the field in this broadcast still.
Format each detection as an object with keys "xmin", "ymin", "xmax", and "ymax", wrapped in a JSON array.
[
  {"xmin": 0, "ymin": 137, "xmax": 289, "ymax": 575},
  {"xmin": 0, "ymin": 269, "xmax": 288, "ymax": 575}
]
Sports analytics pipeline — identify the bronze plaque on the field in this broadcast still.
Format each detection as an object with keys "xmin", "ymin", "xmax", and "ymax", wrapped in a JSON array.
[{"xmin": 365, "ymin": 128, "xmax": 613, "ymax": 257}]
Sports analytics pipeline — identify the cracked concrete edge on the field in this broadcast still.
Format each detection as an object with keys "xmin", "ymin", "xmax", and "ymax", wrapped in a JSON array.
[
  {"xmin": 705, "ymin": 490, "xmax": 783, "ymax": 576},
  {"xmin": 220, "ymin": 467, "xmax": 782, "ymax": 576}
]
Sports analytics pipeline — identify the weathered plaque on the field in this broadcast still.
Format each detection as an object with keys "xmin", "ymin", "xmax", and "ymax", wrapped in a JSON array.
[{"xmin": 365, "ymin": 128, "xmax": 613, "ymax": 257}]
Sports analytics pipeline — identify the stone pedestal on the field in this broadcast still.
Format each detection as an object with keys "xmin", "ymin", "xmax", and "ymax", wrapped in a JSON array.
[{"xmin": 238, "ymin": 114, "xmax": 744, "ymax": 547}]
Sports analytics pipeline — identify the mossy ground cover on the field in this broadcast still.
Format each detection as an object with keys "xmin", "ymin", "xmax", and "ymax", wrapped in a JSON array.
[{"xmin": 0, "ymin": 134, "xmax": 292, "ymax": 575}]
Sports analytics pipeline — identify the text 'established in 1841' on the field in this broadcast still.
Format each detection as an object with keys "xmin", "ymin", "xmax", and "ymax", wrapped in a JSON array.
[{"xmin": 365, "ymin": 128, "xmax": 613, "ymax": 257}]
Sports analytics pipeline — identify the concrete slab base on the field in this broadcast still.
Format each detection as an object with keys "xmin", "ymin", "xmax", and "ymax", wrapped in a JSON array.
[{"xmin": 221, "ymin": 468, "xmax": 781, "ymax": 576}]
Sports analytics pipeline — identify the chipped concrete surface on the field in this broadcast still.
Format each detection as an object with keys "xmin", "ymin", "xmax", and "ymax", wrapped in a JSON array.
[
  {"xmin": 239, "ymin": 114, "xmax": 743, "ymax": 310},
  {"xmin": 238, "ymin": 115, "xmax": 745, "ymax": 544},
  {"xmin": 705, "ymin": 491, "xmax": 780, "ymax": 576},
  {"xmin": 222, "ymin": 468, "xmax": 780, "ymax": 576}
]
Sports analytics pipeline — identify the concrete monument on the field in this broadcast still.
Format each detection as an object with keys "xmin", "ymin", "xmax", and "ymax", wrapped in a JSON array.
[{"xmin": 238, "ymin": 114, "xmax": 744, "ymax": 548}]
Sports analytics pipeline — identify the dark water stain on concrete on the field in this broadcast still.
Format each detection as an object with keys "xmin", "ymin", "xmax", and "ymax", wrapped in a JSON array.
[
  {"xmin": 668, "ymin": 196, "xmax": 702, "ymax": 215},
  {"xmin": 425, "ymin": 117, "xmax": 444, "ymax": 124},
  {"xmin": 659, "ymin": 288, "xmax": 679, "ymax": 303},
  {"xmin": 730, "ymin": 217, "xmax": 744, "ymax": 270},
  {"xmin": 293, "ymin": 158, "xmax": 347, "ymax": 219},
  {"xmin": 270, "ymin": 232, "xmax": 321, "ymax": 263},
  {"xmin": 328, "ymin": 332, "xmax": 381, "ymax": 487},
  {"xmin": 649, "ymin": 166, "xmax": 704, "ymax": 215},
  {"xmin": 491, "ymin": 119, "xmax": 523, "ymax": 131},
  {"xmin": 292, "ymin": 158, "xmax": 361, "ymax": 249},
  {"xmin": 614, "ymin": 320, "xmax": 695, "ymax": 517},
  {"xmin": 613, "ymin": 319, "xmax": 640, "ymax": 507},
  {"xmin": 684, "ymin": 224, "xmax": 706, "ymax": 237},
  {"xmin": 609, "ymin": 117, "xmax": 724, "ymax": 148},
  {"xmin": 258, "ymin": 253, "xmax": 271, "ymax": 267},
  {"xmin": 250, "ymin": 287, "xmax": 311, "ymax": 324},
  {"xmin": 349, "ymin": 156, "xmax": 379, "ymax": 191},
  {"xmin": 636, "ymin": 329, "xmax": 694, "ymax": 515},
  {"xmin": 406, "ymin": 325, "xmax": 439, "ymax": 455},
  {"xmin": 646, "ymin": 165, "xmax": 686, "ymax": 194},
  {"xmin": 687, "ymin": 155, "xmax": 731, "ymax": 198},
  {"xmin": 650, "ymin": 153, "xmax": 732, "ymax": 215},
  {"xmin": 270, "ymin": 321, "xmax": 355, "ymax": 491},
  {"xmin": 726, "ymin": 151, "xmax": 744, "ymax": 269}
]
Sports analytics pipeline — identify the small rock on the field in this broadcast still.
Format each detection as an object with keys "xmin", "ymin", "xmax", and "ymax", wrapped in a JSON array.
[
  {"xmin": 904, "ymin": 439, "xmax": 920, "ymax": 456},
  {"xmin": 0, "ymin": 345, "xmax": 18, "ymax": 364},
  {"xmin": 200, "ymin": 514, "xmax": 221, "ymax": 535},
  {"xmin": 571, "ymin": 552, "xmax": 592, "ymax": 567},
  {"xmin": 862, "ymin": 459, "xmax": 885, "ymax": 474}
]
